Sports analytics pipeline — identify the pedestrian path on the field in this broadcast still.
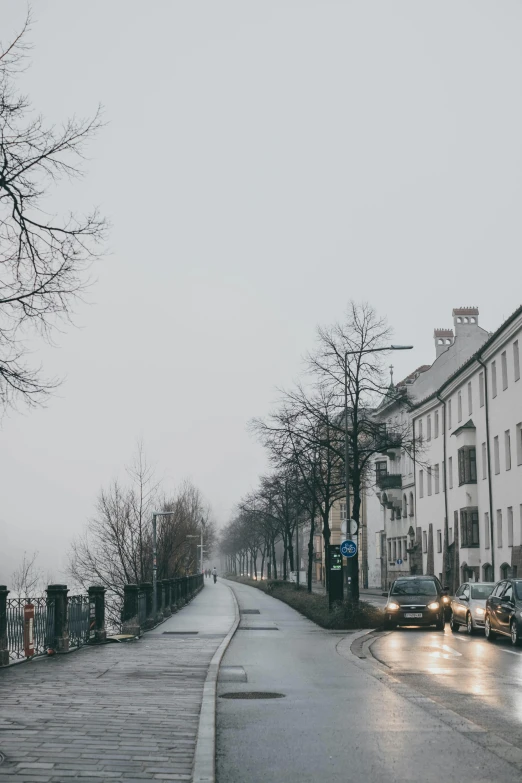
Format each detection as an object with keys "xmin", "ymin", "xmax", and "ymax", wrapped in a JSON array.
[{"xmin": 0, "ymin": 580, "xmax": 236, "ymax": 782}]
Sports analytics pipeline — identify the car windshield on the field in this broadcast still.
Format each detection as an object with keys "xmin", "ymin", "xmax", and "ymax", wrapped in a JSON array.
[
  {"xmin": 471, "ymin": 585, "xmax": 493, "ymax": 600},
  {"xmin": 391, "ymin": 579, "xmax": 438, "ymax": 596},
  {"xmin": 515, "ymin": 583, "xmax": 522, "ymax": 600}
]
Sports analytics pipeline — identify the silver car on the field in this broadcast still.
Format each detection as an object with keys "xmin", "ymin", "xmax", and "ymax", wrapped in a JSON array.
[{"xmin": 450, "ymin": 582, "xmax": 494, "ymax": 634}]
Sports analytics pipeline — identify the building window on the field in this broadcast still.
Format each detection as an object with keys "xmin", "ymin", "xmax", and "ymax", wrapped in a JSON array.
[
  {"xmin": 484, "ymin": 512, "xmax": 490, "ymax": 549},
  {"xmin": 467, "ymin": 382, "xmax": 472, "ymax": 414},
  {"xmin": 508, "ymin": 507, "xmax": 513, "ymax": 547},
  {"xmin": 458, "ymin": 391, "xmax": 462, "ymax": 423},
  {"xmin": 460, "ymin": 509, "xmax": 479, "ymax": 547},
  {"xmin": 339, "ymin": 502, "xmax": 347, "ymax": 521},
  {"xmin": 392, "ymin": 539, "xmax": 397, "ymax": 560},
  {"xmin": 501, "ymin": 351, "xmax": 508, "ymax": 390},
  {"xmin": 494, "ymin": 436, "xmax": 500, "ymax": 474},
  {"xmin": 435, "ymin": 410, "xmax": 439, "ymax": 438},
  {"xmin": 403, "ymin": 537, "xmax": 408, "ymax": 561},
  {"xmin": 482, "ymin": 442, "xmax": 487, "ymax": 479},
  {"xmin": 434, "ymin": 464, "xmax": 440, "ymax": 494},
  {"xmin": 514, "ymin": 340, "xmax": 520, "ymax": 382},
  {"xmin": 448, "ymin": 399, "xmax": 452, "ymax": 430},
  {"xmin": 419, "ymin": 470, "xmax": 424, "ymax": 498},
  {"xmin": 505, "ymin": 430, "xmax": 512, "ymax": 471},
  {"xmin": 448, "ymin": 456, "xmax": 453, "ymax": 489},
  {"xmin": 427, "ymin": 467, "xmax": 432, "ymax": 496},
  {"xmin": 492, "ymin": 361, "xmax": 497, "ymax": 397},
  {"xmin": 418, "ymin": 419, "xmax": 423, "ymax": 442},
  {"xmin": 409, "ymin": 492, "xmax": 414, "ymax": 517},
  {"xmin": 402, "ymin": 494, "xmax": 407, "ymax": 518},
  {"xmin": 387, "ymin": 539, "xmax": 392, "ymax": 562},
  {"xmin": 483, "ymin": 563, "xmax": 493, "ymax": 581},
  {"xmin": 497, "ymin": 510, "xmax": 503, "ymax": 548},
  {"xmin": 437, "ymin": 529, "xmax": 442, "ymax": 553},
  {"xmin": 454, "ymin": 510, "xmax": 458, "ymax": 543},
  {"xmin": 422, "ymin": 530, "xmax": 427, "ymax": 553},
  {"xmin": 427, "ymin": 415, "xmax": 432, "ymax": 441},
  {"xmin": 458, "ymin": 447, "xmax": 477, "ymax": 485},
  {"xmin": 517, "ymin": 423, "xmax": 522, "ymax": 466},
  {"xmin": 479, "ymin": 371, "xmax": 485, "ymax": 407}
]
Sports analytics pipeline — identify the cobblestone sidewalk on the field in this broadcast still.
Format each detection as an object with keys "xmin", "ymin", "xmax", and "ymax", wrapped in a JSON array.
[{"xmin": 0, "ymin": 581, "xmax": 236, "ymax": 782}]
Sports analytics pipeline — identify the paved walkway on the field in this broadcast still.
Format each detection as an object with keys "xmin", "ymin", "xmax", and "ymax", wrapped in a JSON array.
[{"xmin": 0, "ymin": 580, "xmax": 236, "ymax": 782}]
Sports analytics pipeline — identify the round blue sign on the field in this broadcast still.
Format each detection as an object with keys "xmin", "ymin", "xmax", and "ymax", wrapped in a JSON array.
[
  {"xmin": 396, "ymin": 558, "xmax": 403, "ymax": 565},
  {"xmin": 340, "ymin": 539, "xmax": 357, "ymax": 558}
]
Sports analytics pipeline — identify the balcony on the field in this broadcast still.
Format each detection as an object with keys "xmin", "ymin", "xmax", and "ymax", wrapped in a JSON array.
[
  {"xmin": 376, "ymin": 472, "xmax": 402, "ymax": 491},
  {"xmin": 375, "ymin": 428, "xmax": 402, "ymax": 455}
]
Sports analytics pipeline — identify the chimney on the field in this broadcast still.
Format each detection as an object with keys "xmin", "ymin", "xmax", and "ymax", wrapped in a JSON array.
[
  {"xmin": 434, "ymin": 328, "xmax": 454, "ymax": 359},
  {"xmin": 452, "ymin": 307, "xmax": 479, "ymax": 333}
]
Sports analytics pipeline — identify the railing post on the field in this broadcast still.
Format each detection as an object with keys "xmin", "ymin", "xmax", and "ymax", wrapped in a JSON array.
[
  {"xmin": 122, "ymin": 584, "xmax": 140, "ymax": 636},
  {"xmin": 87, "ymin": 585, "xmax": 107, "ymax": 644},
  {"xmin": 155, "ymin": 580, "xmax": 164, "ymax": 623},
  {"xmin": 168, "ymin": 579, "xmax": 176, "ymax": 613},
  {"xmin": 0, "ymin": 586, "xmax": 9, "ymax": 667},
  {"xmin": 139, "ymin": 582, "xmax": 154, "ymax": 629},
  {"xmin": 46, "ymin": 584, "xmax": 69, "ymax": 654},
  {"xmin": 162, "ymin": 580, "xmax": 171, "ymax": 618}
]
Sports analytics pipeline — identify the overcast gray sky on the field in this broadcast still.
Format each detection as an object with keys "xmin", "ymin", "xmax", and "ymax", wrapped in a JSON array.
[{"xmin": 1, "ymin": 1, "xmax": 521, "ymax": 582}]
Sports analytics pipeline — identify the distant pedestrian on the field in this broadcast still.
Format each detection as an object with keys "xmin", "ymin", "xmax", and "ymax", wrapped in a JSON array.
[{"xmin": 212, "ymin": 566, "xmax": 217, "ymax": 584}]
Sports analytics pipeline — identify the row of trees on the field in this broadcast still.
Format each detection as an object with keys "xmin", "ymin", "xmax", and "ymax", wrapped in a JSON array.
[
  {"xmin": 221, "ymin": 302, "xmax": 414, "ymax": 602},
  {"xmin": 68, "ymin": 443, "xmax": 217, "ymax": 626}
]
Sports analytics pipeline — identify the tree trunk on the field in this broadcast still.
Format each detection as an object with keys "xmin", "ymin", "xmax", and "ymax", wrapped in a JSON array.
[
  {"xmin": 322, "ymin": 512, "xmax": 331, "ymax": 591},
  {"xmin": 287, "ymin": 533, "xmax": 295, "ymax": 573},
  {"xmin": 260, "ymin": 546, "xmax": 265, "ymax": 580},
  {"xmin": 272, "ymin": 538, "xmax": 277, "ymax": 580},
  {"xmin": 282, "ymin": 532, "xmax": 288, "ymax": 581},
  {"xmin": 307, "ymin": 511, "xmax": 315, "ymax": 593}
]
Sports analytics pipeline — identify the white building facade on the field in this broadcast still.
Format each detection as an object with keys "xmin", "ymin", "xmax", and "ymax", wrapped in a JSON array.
[{"xmin": 367, "ymin": 306, "xmax": 522, "ymax": 592}]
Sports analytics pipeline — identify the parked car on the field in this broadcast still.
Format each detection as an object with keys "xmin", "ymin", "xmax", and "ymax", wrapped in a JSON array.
[
  {"xmin": 383, "ymin": 576, "xmax": 447, "ymax": 631},
  {"xmin": 450, "ymin": 582, "xmax": 494, "ymax": 634},
  {"xmin": 485, "ymin": 579, "xmax": 522, "ymax": 646}
]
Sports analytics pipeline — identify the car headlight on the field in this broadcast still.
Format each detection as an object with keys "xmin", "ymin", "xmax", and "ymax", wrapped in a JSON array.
[
  {"xmin": 387, "ymin": 602, "xmax": 400, "ymax": 611},
  {"xmin": 427, "ymin": 601, "xmax": 440, "ymax": 611},
  {"xmin": 442, "ymin": 595, "xmax": 450, "ymax": 604},
  {"xmin": 475, "ymin": 607, "xmax": 485, "ymax": 616}
]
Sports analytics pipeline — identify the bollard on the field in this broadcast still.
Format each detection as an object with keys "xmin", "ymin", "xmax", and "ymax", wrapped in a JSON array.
[
  {"xmin": 46, "ymin": 584, "xmax": 69, "ymax": 653},
  {"xmin": 0, "ymin": 586, "xmax": 9, "ymax": 667},
  {"xmin": 139, "ymin": 582, "xmax": 154, "ymax": 629},
  {"xmin": 162, "ymin": 580, "xmax": 172, "ymax": 618},
  {"xmin": 122, "ymin": 584, "xmax": 140, "ymax": 636},
  {"xmin": 87, "ymin": 585, "xmax": 107, "ymax": 644}
]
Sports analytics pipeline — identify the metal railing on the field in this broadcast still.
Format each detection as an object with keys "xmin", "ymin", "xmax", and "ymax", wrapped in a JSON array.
[
  {"xmin": 6, "ymin": 597, "xmax": 55, "ymax": 661},
  {"xmin": 68, "ymin": 595, "xmax": 91, "ymax": 649}
]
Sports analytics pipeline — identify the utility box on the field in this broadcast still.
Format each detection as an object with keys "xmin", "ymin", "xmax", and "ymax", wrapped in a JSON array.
[{"xmin": 328, "ymin": 545, "xmax": 343, "ymax": 606}]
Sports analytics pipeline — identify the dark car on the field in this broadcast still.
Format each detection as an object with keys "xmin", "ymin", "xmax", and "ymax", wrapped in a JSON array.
[
  {"xmin": 383, "ymin": 576, "xmax": 447, "ymax": 631},
  {"xmin": 485, "ymin": 579, "xmax": 522, "ymax": 646}
]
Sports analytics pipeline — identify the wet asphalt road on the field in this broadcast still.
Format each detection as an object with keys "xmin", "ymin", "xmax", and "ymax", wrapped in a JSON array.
[
  {"xmin": 216, "ymin": 580, "xmax": 522, "ymax": 783},
  {"xmin": 371, "ymin": 623, "xmax": 522, "ymax": 750}
]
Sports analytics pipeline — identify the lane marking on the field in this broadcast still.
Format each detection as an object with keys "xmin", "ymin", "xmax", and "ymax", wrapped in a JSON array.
[{"xmin": 498, "ymin": 648, "xmax": 522, "ymax": 656}]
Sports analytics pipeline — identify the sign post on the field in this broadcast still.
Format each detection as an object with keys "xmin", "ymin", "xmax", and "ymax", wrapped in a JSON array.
[
  {"xmin": 328, "ymin": 545, "xmax": 343, "ymax": 608},
  {"xmin": 23, "ymin": 603, "xmax": 35, "ymax": 658}
]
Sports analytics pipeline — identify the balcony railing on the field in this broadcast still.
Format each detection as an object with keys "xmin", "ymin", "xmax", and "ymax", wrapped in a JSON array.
[
  {"xmin": 376, "ymin": 472, "xmax": 402, "ymax": 490},
  {"xmin": 375, "ymin": 428, "xmax": 402, "ymax": 454}
]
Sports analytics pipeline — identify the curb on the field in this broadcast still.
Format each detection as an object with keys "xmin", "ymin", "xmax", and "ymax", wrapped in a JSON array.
[{"xmin": 192, "ymin": 582, "xmax": 240, "ymax": 783}]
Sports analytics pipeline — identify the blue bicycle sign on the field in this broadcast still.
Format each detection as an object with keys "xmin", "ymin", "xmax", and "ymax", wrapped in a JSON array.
[{"xmin": 340, "ymin": 539, "xmax": 357, "ymax": 558}]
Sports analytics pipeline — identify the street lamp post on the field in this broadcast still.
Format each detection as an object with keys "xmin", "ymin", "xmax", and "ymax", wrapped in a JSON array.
[
  {"xmin": 187, "ymin": 520, "xmax": 205, "ymax": 574},
  {"xmin": 344, "ymin": 344, "xmax": 413, "ymax": 603}
]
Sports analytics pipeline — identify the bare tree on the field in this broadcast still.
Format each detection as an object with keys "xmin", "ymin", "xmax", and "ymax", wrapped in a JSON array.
[
  {"xmin": 0, "ymin": 13, "xmax": 107, "ymax": 409},
  {"xmin": 10, "ymin": 550, "xmax": 42, "ymax": 597},
  {"xmin": 308, "ymin": 301, "xmax": 414, "ymax": 601}
]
